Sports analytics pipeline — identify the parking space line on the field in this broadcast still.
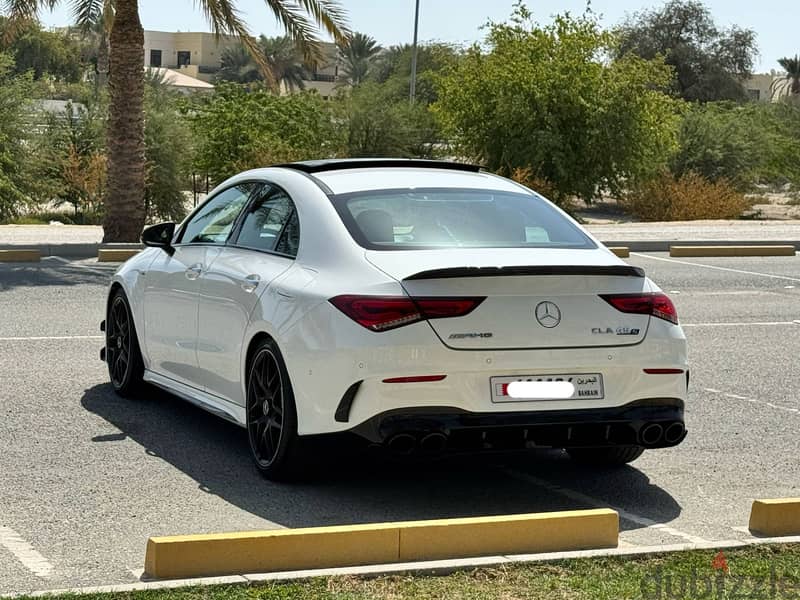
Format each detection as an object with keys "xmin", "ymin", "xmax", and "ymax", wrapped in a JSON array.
[
  {"xmin": 0, "ymin": 335, "xmax": 103, "ymax": 341},
  {"xmin": 0, "ymin": 526, "xmax": 54, "ymax": 578},
  {"xmin": 500, "ymin": 468, "xmax": 710, "ymax": 544},
  {"xmin": 631, "ymin": 253, "xmax": 800, "ymax": 283},
  {"xmin": 703, "ymin": 388, "xmax": 800, "ymax": 415}
]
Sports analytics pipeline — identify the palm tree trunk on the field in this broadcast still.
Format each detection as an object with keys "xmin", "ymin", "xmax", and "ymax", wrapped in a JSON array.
[
  {"xmin": 96, "ymin": 27, "xmax": 109, "ymax": 89},
  {"xmin": 102, "ymin": 0, "xmax": 145, "ymax": 242}
]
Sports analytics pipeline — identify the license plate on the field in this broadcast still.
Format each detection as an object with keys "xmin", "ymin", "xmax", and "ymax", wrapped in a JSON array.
[{"xmin": 490, "ymin": 373, "xmax": 604, "ymax": 402}]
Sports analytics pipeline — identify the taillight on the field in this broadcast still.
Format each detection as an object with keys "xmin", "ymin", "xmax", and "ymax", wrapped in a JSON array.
[
  {"xmin": 600, "ymin": 292, "xmax": 678, "ymax": 325},
  {"xmin": 329, "ymin": 295, "xmax": 485, "ymax": 332}
]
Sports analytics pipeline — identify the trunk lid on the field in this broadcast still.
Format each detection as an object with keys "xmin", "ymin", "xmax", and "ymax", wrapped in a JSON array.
[{"xmin": 365, "ymin": 248, "xmax": 651, "ymax": 350}]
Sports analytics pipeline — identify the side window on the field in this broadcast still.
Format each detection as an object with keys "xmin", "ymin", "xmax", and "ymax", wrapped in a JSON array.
[
  {"xmin": 235, "ymin": 185, "xmax": 297, "ymax": 254},
  {"xmin": 275, "ymin": 210, "xmax": 300, "ymax": 257},
  {"xmin": 179, "ymin": 184, "xmax": 254, "ymax": 245}
]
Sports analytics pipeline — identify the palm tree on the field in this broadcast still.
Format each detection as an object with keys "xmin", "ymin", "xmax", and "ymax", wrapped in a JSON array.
[
  {"xmin": 338, "ymin": 31, "xmax": 381, "ymax": 86},
  {"xmin": 3, "ymin": 0, "xmax": 348, "ymax": 242},
  {"xmin": 259, "ymin": 35, "xmax": 308, "ymax": 91},
  {"xmin": 217, "ymin": 44, "xmax": 262, "ymax": 84},
  {"xmin": 772, "ymin": 55, "xmax": 800, "ymax": 100},
  {"xmin": 217, "ymin": 36, "xmax": 307, "ymax": 90}
]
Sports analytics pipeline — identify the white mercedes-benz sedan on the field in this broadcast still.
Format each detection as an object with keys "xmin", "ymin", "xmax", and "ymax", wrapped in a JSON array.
[{"xmin": 101, "ymin": 159, "xmax": 688, "ymax": 479}]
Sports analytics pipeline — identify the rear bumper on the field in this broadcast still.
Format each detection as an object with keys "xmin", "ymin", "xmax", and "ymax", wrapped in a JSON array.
[{"xmin": 349, "ymin": 398, "xmax": 686, "ymax": 450}]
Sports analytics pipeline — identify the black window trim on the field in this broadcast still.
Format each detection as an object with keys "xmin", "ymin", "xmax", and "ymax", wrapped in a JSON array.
[
  {"xmin": 172, "ymin": 179, "xmax": 263, "ymax": 248},
  {"xmin": 227, "ymin": 180, "xmax": 300, "ymax": 260},
  {"xmin": 328, "ymin": 186, "xmax": 597, "ymax": 252}
]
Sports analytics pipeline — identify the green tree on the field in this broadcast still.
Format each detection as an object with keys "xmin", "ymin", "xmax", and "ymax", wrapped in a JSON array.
[
  {"xmin": 370, "ymin": 42, "xmax": 459, "ymax": 105},
  {"xmin": 614, "ymin": 0, "xmax": 757, "ymax": 102},
  {"xmin": 28, "ymin": 100, "xmax": 107, "ymax": 221},
  {"xmin": 0, "ymin": 18, "xmax": 86, "ymax": 82},
  {"xmin": 143, "ymin": 70, "xmax": 192, "ymax": 222},
  {"xmin": 773, "ymin": 55, "xmax": 800, "ymax": 99},
  {"xmin": 338, "ymin": 31, "xmax": 380, "ymax": 86},
  {"xmin": 434, "ymin": 5, "xmax": 678, "ymax": 204},
  {"xmin": 672, "ymin": 102, "xmax": 800, "ymax": 190},
  {"xmin": 188, "ymin": 84, "xmax": 344, "ymax": 184},
  {"xmin": 3, "ymin": 0, "xmax": 349, "ymax": 242},
  {"xmin": 0, "ymin": 54, "xmax": 33, "ymax": 221},
  {"xmin": 344, "ymin": 82, "xmax": 439, "ymax": 157}
]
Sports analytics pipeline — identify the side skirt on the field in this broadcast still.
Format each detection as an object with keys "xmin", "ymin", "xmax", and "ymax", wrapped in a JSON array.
[{"xmin": 143, "ymin": 370, "xmax": 246, "ymax": 428}]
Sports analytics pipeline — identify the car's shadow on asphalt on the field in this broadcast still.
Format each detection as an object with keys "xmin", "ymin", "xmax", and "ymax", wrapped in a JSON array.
[
  {"xmin": 81, "ymin": 383, "xmax": 682, "ymax": 533},
  {"xmin": 0, "ymin": 260, "xmax": 114, "ymax": 291}
]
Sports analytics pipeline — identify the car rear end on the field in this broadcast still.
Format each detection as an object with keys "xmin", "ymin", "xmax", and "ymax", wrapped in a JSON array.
[{"xmin": 285, "ymin": 164, "xmax": 688, "ymax": 456}]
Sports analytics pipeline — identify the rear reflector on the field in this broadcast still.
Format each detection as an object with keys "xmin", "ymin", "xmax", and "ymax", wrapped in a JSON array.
[
  {"xmin": 329, "ymin": 295, "xmax": 485, "ymax": 332},
  {"xmin": 382, "ymin": 375, "xmax": 447, "ymax": 383},
  {"xmin": 600, "ymin": 292, "xmax": 679, "ymax": 325},
  {"xmin": 644, "ymin": 368, "xmax": 685, "ymax": 374}
]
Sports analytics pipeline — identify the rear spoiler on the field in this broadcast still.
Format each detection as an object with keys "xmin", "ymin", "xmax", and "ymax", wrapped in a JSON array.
[{"xmin": 403, "ymin": 265, "xmax": 645, "ymax": 281}]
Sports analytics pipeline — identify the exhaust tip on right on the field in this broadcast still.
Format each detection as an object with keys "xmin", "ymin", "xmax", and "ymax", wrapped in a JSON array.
[{"xmin": 663, "ymin": 422, "xmax": 686, "ymax": 444}]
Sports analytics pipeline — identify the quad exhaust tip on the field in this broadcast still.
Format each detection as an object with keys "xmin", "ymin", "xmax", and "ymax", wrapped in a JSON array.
[
  {"xmin": 386, "ymin": 433, "xmax": 417, "ymax": 455},
  {"xmin": 640, "ymin": 423, "xmax": 664, "ymax": 446},
  {"xmin": 663, "ymin": 421, "xmax": 686, "ymax": 444},
  {"xmin": 420, "ymin": 432, "xmax": 448, "ymax": 453}
]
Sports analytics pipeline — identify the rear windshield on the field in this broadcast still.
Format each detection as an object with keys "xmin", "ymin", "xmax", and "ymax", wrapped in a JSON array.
[{"xmin": 330, "ymin": 187, "xmax": 596, "ymax": 250}]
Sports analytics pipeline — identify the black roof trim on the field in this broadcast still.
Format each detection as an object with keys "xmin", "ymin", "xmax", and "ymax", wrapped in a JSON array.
[
  {"xmin": 272, "ymin": 159, "xmax": 483, "ymax": 174},
  {"xmin": 404, "ymin": 265, "xmax": 646, "ymax": 281}
]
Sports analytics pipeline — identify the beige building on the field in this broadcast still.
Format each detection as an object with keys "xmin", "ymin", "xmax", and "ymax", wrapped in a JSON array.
[
  {"xmin": 144, "ymin": 31, "xmax": 344, "ymax": 96},
  {"xmin": 742, "ymin": 71, "xmax": 791, "ymax": 102},
  {"xmin": 144, "ymin": 30, "xmax": 239, "ymax": 82}
]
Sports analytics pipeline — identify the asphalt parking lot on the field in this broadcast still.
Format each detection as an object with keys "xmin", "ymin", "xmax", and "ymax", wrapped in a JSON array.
[{"xmin": 1, "ymin": 252, "xmax": 799, "ymax": 593}]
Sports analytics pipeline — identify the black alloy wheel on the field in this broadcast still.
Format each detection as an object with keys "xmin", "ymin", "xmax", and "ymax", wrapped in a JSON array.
[
  {"xmin": 245, "ymin": 339, "xmax": 306, "ymax": 480},
  {"xmin": 247, "ymin": 347, "xmax": 285, "ymax": 467},
  {"xmin": 106, "ymin": 289, "xmax": 144, "ymax": 396}
]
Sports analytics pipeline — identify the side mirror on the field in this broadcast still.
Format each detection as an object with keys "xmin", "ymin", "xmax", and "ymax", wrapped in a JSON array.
[{"xmin": 141, "ymin": 222, "xmax": 176, "ymax": 254}]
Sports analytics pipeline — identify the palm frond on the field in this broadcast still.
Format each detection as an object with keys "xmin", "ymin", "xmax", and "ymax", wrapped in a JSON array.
[
  {"xmin": 195, "ymin": 0, "xmax": 275, "ymax": 86},
  {"xmin": 290, "ymin": 0, "xmax": 349, "ymax": 43},
  {"xmin": 70, "ymin": 0, "xmax": 104, "ymax": 29},
  {"xmin": 1, "ymin": 0, "xmax": 43, "ymax": 42}
]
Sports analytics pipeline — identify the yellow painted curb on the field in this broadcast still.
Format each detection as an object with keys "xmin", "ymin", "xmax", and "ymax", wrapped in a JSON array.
[
  {"xmin": 98, "ymin": 249, "xmax": 140, "ymax": 262},
  {"xmin": 0, "ymin": 249, "xmax": 40, "ymax": 262},
  {"xmin": 670, "ymin": 245, "xmax": 796, "ymax": 257},
  {"xmin": 608, "ymin": 246, "xmax": 630, "ymax": 258},
  {"xmin": 397, "ymin": 509, "xmax": 618, "ymax": 562},
  {"xmin": 144, "ymin": 509, "xmax": 618, "ymax": 579},
  {"xmin": 749, "ymin": 498, "xmax": 800, "ymax": 536}
]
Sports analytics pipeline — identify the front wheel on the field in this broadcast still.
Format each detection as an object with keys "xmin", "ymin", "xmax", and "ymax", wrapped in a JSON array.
[
  {"xmin": 106, "ymin": 289, "xmax": 144, "ymax": 396},
  {"xmin": 246, "ymin": 339, "xmax": 307, "ymax": 481},
  {"xmin": 566, "ymin": 446, "xmax": 644, "ymax": 466}
]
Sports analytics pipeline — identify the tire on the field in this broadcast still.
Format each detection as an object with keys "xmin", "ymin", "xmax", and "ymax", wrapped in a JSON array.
[
  {"xmin": 106, "ymin": 288, "xmax": 144, "ymax": 397},
  {"xmin": 566, "ymin": 446, "xmax": 644, "ymax": 466},
  {"xmin": 245, "ymin": 338, "xmax": 307, "ymax": 481}
]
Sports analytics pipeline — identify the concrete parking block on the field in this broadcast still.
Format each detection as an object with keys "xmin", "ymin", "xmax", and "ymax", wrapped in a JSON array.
[
  {"xmin": 607, "ymin": 247, "xmax": 630, "ymax": 258},
  {"xmin": 97, "ymin": 249, "xmax": 140, "ymax": 262},
  {"xmin": 0, "ymin": 249, "xmax": 40, "ymax": 262},
  {"xmin": 397, "ymin": 509, "xmax": 618, "ymax": 562},
  {"xmin": 749, "ymin": 498, "xmax": 800, "ymax": 536},
  {"xmin": 144, "ymin": 509, "xmax": 618, "ymax": 579},
  {"xmin": 670, "ymin": 245, "xmax": 796, "ymax": 257}
]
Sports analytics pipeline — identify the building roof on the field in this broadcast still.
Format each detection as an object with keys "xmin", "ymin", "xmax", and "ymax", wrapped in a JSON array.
[{"xmin": 148, "ymin": 67, "xmax": 215, "ymax": 90}]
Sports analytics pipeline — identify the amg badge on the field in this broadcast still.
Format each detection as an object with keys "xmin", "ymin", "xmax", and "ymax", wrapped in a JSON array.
[{"xmin": 449, "ymin": 332, "xmax": 494, "ymax": 339}]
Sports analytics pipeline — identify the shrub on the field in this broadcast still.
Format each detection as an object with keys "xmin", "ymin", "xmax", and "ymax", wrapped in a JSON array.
[{"xmin": 621, "ymin": 171, "xmax": 750, "ymax": 221}]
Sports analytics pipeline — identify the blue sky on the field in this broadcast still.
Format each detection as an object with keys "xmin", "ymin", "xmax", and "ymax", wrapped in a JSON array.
[{"xmin": 39, "ymin": 0, "xmax": 795, "ymax": 72}]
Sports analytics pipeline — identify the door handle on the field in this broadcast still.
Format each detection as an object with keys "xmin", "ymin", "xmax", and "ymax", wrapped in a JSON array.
[
  {"xmin": 185, "ymin": 263, "xmax": 203, "ymax": 280},
  {"xmin": 241, "ymin": 274, "xmax": 261, "ymax": 293}
]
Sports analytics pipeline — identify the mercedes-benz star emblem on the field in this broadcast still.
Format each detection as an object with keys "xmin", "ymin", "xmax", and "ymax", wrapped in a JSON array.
[{"xmin": 535, "ymin": 301, "xmax": 561, "ymax": 328}]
